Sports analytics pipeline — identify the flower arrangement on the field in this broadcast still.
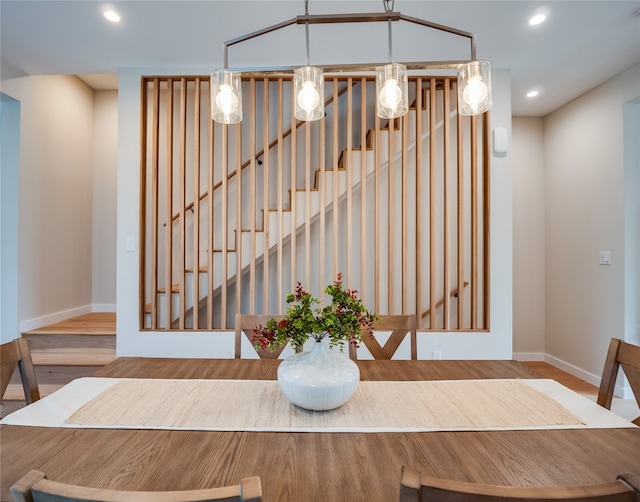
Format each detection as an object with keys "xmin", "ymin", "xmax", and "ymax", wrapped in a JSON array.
[{"xmin": 252, "ymin": 273, "xmax": 378, "ymax": 352}]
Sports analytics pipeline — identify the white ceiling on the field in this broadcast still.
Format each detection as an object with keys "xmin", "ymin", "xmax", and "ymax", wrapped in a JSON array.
[{"xmin": 1, "ymin": 1, "xmax": 639, "ymax": 117}]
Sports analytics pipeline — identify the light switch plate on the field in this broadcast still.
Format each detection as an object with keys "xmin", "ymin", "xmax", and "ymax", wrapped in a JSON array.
[{"xmin": 599, "ymin": 251, "xmax": 611, "ymax": 265}]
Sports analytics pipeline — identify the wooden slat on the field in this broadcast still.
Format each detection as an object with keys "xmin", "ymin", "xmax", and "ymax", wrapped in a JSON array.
[
  {"xmin": 388, "ymin": 95, "xmax": 395, "ymax": 314},
  {"xmin": 332, "ymin": 79, "xmax": 339, "ymax": 282},
  {"xmin": 192, "ymin": 78, "xmax": 201, "ymax": 329},
  {"xmin": 290, "ymin": 83, "xmax": 297, "ymax": 293},
  {"xmin": 429, "ymin": 79, "xmax": 437, "ymax": 328},
  {"xmin": 276, "ymin": 78, "xmax": 284, "ymax": 314},
  {"xmin": 471, "ymin": 114, "xmax": 478, "ymax": 329},
  {"xmin": 165, "ymin": 79, "xmax": 174, "ymax": 330},
  {"xmin": 401, "ymin": 102, "xmax": 408, "ymax": 313},
  {"xmin": 483, "ymin": 111, "xmax": 491, "ymax": 329},
  {"xmin": 374, "ymin": 104, "xmax": 381, "ymax": 315},
  {"xmin": 415, "ymin": 78, "xmax": 423, "ymax": 326},
  {"xmin": 139, "ymin": 81, "xmax": 148, "ymax": 328},
  {"xmin": 456, "ymin": 86, "xmax": 465, "ymax": 329},
  {"xmin": 249, "ymin": 79, "xmax": 256, "ymax": 313},
  {"xmin": 207, "ymin": 80, "xmax": 214, "ymax": 330},
  {"xmin": 443, "ymin": 78, "xmax": 451, "ymax": 329},
  {"xmin": 304, "ymin": 92, "xmax": 311, "ymax": 289},
  {"xmin": 178, "ymin": 78, "xmax": 187, "ymax": 329},
  {"xmin": 221, "ymin": 123, "xmax": 229, "ymax": 328},
  {"xmin": 346, "ymin": 78, "xmax": 353, "ymax": 290},
  {"xmin": 360, "ymin": 77, "xmax": 367, "ymax": 301},
  {"xmin": 150, "ymin": 79, "xmax": 160, "ymax": 329},
  {"xmin": 235, "ymin": 115, "xmax": 243, "ymax": 324},
  {"xmin": 261, "ymin": 78, "xmax": 269, "ymax": 314}
]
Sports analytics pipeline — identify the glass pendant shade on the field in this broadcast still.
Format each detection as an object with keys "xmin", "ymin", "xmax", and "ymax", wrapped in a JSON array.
[
  {"xmin": 457, "ymin": 60, "xmax": 492, "ymax": 116},
  {"xmin": 376, "ymin": 63, "xmax": 408, "ymax": 119},
  {"xmin": 294, "ymin": 66, "xmax": 324, "ymax": 121},
  {"xmin": 211, "ymin": 70, "xmax": 242, "ymax": 124}
]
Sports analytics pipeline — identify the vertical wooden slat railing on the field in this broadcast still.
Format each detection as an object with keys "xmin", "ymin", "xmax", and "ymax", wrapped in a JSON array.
[{"xmin": 140, "ymin": 75, "xmax": 490, "ymax": 333}]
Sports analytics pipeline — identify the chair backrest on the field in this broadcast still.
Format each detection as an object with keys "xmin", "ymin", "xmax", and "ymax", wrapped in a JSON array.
[
  {"xmin": 1, "ymin": 337, "xmax": 40, "ymax": 404},
  {"xmin": 350, "ymin": 314, "xmax": 417, "ymax": 360},
  {"xmin": 235, "ymin": 313, "xmax": 287, "ymax": 359},
  {"xmin": 597, "ymin": 338, "xmax": 640, "ymax": 425},
  {"xmin": 399, "ymin": 467, "xmax": 640, "ymax": 502},
  {"xmin": 11, "ymin": 470, "xmax": 263, "ymax": 502}
]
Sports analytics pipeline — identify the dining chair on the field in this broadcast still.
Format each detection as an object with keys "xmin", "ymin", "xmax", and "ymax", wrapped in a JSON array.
[
  {"xmin": 235, "ymin": 313, "xmax": 288, "ymax": 359},
  {"xmin": 399, "ymin": 467, "xmax": 640, "ymax": 502},
  {"xmin": 0, "ymin": 337, "xmax": 40, "ymax": 405},
  {"xmin": 597, "ymin": 338, "xmax": 640, "ymax": 426},
  {"xmin": 349, "ymin": 314, "xmax": 417, "ymax": 360},
  {"xmin": 10, "ymin": 469, "xmax": 263, "ymax": 502}
]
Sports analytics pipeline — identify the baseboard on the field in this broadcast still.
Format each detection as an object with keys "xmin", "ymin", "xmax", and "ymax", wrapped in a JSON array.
[
  {"xmin": 512, "ymin": 352, "xmax": 545, "ymax": 361},
  {"xmin": 544, "ymin": 353, "xmax": 632, "ymax": 399},
  {"xmin": 92, "ymin": 304, "xmax": 117, "ymax": 313},
  {"xmin": 19, "ymin": 304, "xmax": 116, "ymax": 332}
]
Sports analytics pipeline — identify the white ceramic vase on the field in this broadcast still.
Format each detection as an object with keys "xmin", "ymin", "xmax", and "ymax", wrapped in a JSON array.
[{"xmin": 277, "ymin": 338, "xmax": 360, "ymax": 411}]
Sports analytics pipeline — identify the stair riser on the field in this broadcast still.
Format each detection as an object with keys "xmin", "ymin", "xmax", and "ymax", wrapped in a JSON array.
[{"xmin": 24, "ymin": 333, "xmax": 116, "ymax": 351}]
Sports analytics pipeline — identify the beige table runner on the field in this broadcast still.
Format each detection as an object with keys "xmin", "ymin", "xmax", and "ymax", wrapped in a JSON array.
[
  {"xmin": 67, "ymin": 379, "xmax": 583, "ymax": 431},
  {"xmin": 3, "ymin": 378, "xmax": 635, "ymax": 432}
]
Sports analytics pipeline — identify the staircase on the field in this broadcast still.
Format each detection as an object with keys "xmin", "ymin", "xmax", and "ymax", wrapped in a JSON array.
[{"xmin": 4, "ymin": 313, "xmax": 116, "ymax": 401}]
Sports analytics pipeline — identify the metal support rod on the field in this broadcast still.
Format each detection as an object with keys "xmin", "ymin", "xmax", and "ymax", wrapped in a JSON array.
[
  {"xmin": 387, "ymin": 17, "xmax": 393, "ymax": 62},
  {"xmin": 305, "ymin": 0, "xmax": 310, "ymax": 65},
  {"xmin": 221, "ymin": 9, "xmax": 478, "ymax": 69}
]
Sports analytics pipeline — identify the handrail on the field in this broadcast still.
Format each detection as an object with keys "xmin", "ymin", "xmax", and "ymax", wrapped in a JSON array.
[{"xmin": 420, "ymin": 282, "xmax": 469, "ymax": 321}]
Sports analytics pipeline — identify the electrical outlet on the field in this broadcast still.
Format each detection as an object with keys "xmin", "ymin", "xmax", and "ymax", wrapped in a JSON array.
[{"xmin": 432, "ymin": 350, "xmax": 442, "ymax": 360}]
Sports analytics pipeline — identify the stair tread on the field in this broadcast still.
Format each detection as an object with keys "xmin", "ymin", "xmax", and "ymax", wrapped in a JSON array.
[{"xmin": 23, "ymin": 313, "xmax": 116, "ymax": 336}]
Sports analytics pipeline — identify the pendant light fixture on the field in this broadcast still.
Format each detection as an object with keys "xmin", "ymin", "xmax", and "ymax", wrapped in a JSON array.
[
  {"xmin": 293, "ymin": 1, "xmax": 324, "ymax": 121},
  {"xmin": 457, "ymin": 60, "xmax": 492, "ymax": 116},
  {"xmin": 211, "ymin": 0, "xmax": 492, "ymax": 125},
  {"xmin": 211, "ymin": 69, "xmax": 242, "ymax": 124},
  {"xmin": 376, "ymin": 0, "xmax": 408, "ymax": 119}
]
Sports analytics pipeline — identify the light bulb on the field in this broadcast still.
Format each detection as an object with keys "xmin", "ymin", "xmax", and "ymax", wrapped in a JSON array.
[
  {"xmin": 462, "ymin": 76, "xmax": 488, "ymax": 107},
  {"xmin": 297, "ymin": 81, "xmax": 320, "ymax": 113},
  {"xmin": 215, "ymin": 84, "xmax": 238, "ymax": 115},
  {"xmin": 379, "ymin": 79, "xmax": 402, "ymax": 109}
]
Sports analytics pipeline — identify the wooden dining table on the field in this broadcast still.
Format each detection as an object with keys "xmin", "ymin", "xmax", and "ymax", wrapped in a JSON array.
[{"xmin": 1, "ymin": 358, "xmax": 639, "ymax": 502}]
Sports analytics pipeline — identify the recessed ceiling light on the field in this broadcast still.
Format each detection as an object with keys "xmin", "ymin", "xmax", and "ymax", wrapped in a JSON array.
[
  {"xmin": 529, "ymin": 14, "xmax": 547, "ymax": 26},
  {"xmin": 526, "ymin": 90, "xmax": 539, "ymax": 98},
  {"xmin": 104, "ymin": 10, "xmax": 121, "ymax": 23}
]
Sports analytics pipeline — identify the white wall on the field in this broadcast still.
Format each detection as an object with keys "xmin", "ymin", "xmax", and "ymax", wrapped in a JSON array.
[
  {"xmin": 92, "ymin": 91, "xmax": 118, "ymax": 309},
  {"xmin": 0, "ymin": 93, "xmax": 21, "ymax": 343},
  {"xmin": 544, "ymin": 63, "xmax": 640, "ymax": 384},
  {"xmin": 0, "ymin": 75, "xmax": 118, "ymax": 330},
  {"xmin": 511, "ymin": 117, "xmax": 546, "ymax": 358}
]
